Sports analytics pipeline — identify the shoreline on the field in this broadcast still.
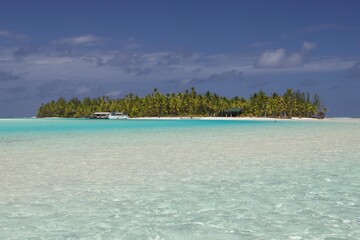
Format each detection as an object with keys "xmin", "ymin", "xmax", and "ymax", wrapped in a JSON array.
[
  {"xmin": 132, "ymin": 116, "xmax": 321, "ymax": 121},
  {"xmin": 2, "ymin": 117, "xmax": 359, "ymax": 123}
]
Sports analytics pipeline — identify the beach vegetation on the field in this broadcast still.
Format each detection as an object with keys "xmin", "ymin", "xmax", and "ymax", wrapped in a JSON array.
[{"xmin": 37, "ymin": 88, "xmax": 325, "ymax": 118}]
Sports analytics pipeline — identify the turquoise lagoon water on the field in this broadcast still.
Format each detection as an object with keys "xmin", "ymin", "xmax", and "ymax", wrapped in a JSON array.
[{"xmin": 0, "ymin": 118, "xmax": 360, "ymax": 239}]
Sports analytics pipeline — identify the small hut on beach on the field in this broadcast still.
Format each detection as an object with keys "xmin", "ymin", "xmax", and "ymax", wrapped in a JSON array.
[{"xmin": 221, "ymin": 108, "xmax": 243, "ymax": 117}]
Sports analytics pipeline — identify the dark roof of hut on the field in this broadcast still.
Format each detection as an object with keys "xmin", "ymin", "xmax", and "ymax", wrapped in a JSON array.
[{"xmin": 224, "ymin": 108, "xmax": 243, "ymax": 112}]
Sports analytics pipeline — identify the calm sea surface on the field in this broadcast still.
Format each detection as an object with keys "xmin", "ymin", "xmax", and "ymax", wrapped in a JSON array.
[{"xmin": 0, "ymin": 118, "xmax": 360, "ymax": 239}]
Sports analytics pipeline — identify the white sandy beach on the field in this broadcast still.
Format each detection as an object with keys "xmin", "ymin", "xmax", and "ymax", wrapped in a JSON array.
[
  {"xmin": 132, "ymin": 116, "xmax": 321, "ymax": 121},
  {"xmin": 131, "ymin": 117, "xmax": 360, "ymax": 124}
]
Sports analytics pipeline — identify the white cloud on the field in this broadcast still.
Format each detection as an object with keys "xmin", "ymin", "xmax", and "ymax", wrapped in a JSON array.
[
  {"xmin": 255, "ymin": 49, "xmax": 303, "ymax": 68},
  {"xmin": 251, "ymin": 57, "xmax": 354, "ymax": 74},
  {"xmin": 53, "ymin": 35, "xmax": 108, "ymax": 46},
  {"xmin": 303, "ymin": 41, "xmax": 317, "ymax": 51},
  {"xmin": 0, "ymin": 30, "xmax": 26, "ymax": 39},
  {"xmin": 255, "ymin": 41, "xmax": 317, "ymax": 68}
]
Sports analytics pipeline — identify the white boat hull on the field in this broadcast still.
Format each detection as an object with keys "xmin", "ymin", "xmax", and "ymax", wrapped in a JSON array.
[
  {"xmin": 108, "ymin": 115, "xmax": 128, "ymax": 120},
  {"xmin": 91, "ymin": 111, "xmax": 128, "ymax": 119}
]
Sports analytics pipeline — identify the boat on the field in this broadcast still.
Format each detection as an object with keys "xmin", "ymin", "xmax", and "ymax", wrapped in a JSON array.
[
  {"xmin": 89, "ymin": 112, "xmax": 110, "ymax": 119},
  {"xmin": 108, "ymin": 112, "xmax": 129, "ymax": 120}
]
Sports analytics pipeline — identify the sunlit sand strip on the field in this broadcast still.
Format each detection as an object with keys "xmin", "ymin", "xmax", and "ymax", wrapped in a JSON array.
[{"xmin": 132, "ymin": 117, "xmax": 320, "ymax": 121}]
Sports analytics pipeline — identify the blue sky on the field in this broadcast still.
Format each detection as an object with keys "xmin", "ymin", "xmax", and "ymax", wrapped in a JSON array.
[{"xmin": 0, "ymin": 0, "xmax": 359, "ymax": 117}]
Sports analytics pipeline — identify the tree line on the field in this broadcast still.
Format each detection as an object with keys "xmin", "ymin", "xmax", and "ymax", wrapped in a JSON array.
[{"xmin": 37, "ymin": 88, "xmax": 327, "ymax": 118}]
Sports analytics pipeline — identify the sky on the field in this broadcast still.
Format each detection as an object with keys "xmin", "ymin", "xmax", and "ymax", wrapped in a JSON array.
[{"xmin": 0, "ymin": 0, "xmax": 359, "ymax": 117}]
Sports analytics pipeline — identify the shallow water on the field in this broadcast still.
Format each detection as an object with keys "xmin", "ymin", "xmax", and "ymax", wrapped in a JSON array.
[{"xmin": 1, "ymin": 118, "xmax": 360, "ymax": 239}]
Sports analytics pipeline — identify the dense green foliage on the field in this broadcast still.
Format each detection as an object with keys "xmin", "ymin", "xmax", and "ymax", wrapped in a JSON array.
[{"xmin": 37, "ymin": 88, "xmax": 326, "ymax": 118}]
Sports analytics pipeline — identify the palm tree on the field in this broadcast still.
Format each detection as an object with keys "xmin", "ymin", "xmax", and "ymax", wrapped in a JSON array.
[{"xmin": 37, "ymin": 88, "xmax": 325, "ymax": 118}]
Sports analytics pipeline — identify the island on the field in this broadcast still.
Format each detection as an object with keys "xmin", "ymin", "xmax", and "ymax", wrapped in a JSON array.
[{"xmin": 37, "ymin": 88, "xmax": 327, "ymax": 119}]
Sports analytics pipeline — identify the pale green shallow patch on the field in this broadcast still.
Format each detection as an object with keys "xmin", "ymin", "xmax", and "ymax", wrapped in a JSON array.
[{"xmin": 0, "ymin": 118, "xmax": 360, "ymax": 239}]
